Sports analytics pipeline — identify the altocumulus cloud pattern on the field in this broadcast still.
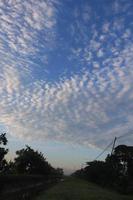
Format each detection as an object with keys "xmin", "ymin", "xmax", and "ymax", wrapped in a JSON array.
[{"xmin": 0, "ymin": 0, "xmax": 133, "ymax": 148}]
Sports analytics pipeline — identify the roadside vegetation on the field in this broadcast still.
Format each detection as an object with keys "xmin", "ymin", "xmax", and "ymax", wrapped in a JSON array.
[
  {"xmin": 0, "ymin": 133, "xmax": 64, "ymax": 199},
  {"xmin": 74, "ymin": 145, "xmax": 133, "ymax": 194}
]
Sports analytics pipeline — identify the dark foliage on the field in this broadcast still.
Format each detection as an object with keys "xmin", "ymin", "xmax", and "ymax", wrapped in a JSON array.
[
  {"xmin": 0, "ymin": 174, "xmax": 56, "ymax": 200},
  {"xmin": 0, "ymin": 133, "xmax": 8, "ymax": 174},
  {"xmin": 73, "ymin": 144, "xmax": 133, "ymax": 194},
  {"xmin": 0, "ymin": 134, "xmax": 64, "ymax": 199},
  {"xmin": 13, "ymin": 145, "xmax": 56, "ymax": 176}
]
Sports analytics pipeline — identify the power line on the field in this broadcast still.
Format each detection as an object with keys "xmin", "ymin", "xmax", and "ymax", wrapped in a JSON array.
[
  {"xmin": 93, "ymin": 130, "xmax": 133, "ymax": 161},
  {"xmin": 111, "ymin": 137, "xmax": 117, "ymax": 155},
  {"xmin": 94, "ymin": 140, "xmax": 114, "ymax": 160},
  {"xmin": 85, "ymin": 130, "xmax": 133, "ymax": 165},
  {"xmin": 117, "ymin": 130, "xmax": 133, "ymax": 139}
]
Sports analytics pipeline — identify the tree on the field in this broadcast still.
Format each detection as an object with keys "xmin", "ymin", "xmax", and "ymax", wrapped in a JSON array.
[
  {"xmin": 0, "ymin": 133, "xmax": 8, "ymax": 173},
  {"xmin": 14, "ymin": 145, "xmax": 53, "ymax": 175},
  {"xmin": 54, "ymin": 168, "xmax": 64, "ymax": 180},
  {"xmin": 74, "ymin": 144, "xmax": 133, "ymax": 194},
  {"xmin": 114, "ymin": 145, "xmax": 133, "ymax": 177},
  {"xmin": 84, "ymin": 161, "xmax": 108, "ymax": 184}
]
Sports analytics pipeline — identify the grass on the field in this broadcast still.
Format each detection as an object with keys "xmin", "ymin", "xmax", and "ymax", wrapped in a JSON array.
[{"xmin": 35, "ymin": 177, "xmax": 133, "ymax": 200}]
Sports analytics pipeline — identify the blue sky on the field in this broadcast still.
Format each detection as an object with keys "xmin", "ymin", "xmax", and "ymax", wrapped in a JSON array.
[{"xmin": 0, "ymin": 0, "xmax": 133, "ymax": 173}]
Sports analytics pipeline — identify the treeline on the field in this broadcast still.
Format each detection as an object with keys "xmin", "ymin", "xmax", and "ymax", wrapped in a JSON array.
[
  {"xmin": 0, "ymin": 133, "xmax": 64, "ymax": 199},
  {"xmin": 73, "ymin": 145, "xmax": 133, "ymax": 194}
]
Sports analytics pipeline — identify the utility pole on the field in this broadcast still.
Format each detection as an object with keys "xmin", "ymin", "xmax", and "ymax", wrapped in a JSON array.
[{"xmin": 111, "ymin": 137, "xmax": 117, "ymax": 155}]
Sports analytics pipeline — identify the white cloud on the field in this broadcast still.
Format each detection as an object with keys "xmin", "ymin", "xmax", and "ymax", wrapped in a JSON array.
[
  {"xmin": 0, "ymin": 52, "xmax": 133, "ymax": 148},
  {"xmin": 0, "ymin": 0, "xmax": 57, "ymax": 59},
  {"xmin": 0, "ymin": 0, "xmax": 133, "ymax": 149}
]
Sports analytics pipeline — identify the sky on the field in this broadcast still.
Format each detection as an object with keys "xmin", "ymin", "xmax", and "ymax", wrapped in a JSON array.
[{"xmin": 0, "ymin": 0, "xmax": 133, "ymax": 174}]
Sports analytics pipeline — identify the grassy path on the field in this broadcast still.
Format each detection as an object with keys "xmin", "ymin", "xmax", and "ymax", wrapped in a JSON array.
[{"xmin": 36, "ymin": 177, "xmax": 133, "ymax": 200}]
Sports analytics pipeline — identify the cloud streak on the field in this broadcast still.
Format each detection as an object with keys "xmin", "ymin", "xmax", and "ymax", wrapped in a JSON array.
[
  {"xmin": 1, "ymin": 57, "xmax": 133, "ymax": 148},
  {"xmin": 0, "ymin": 0, "xmax": 133, "ymax": 149}
]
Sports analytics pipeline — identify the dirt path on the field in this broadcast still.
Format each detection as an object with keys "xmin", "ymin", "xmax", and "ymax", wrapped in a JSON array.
[{"xmin": 35, "ymin": 177, "xmax": 133, "ymax": 200}]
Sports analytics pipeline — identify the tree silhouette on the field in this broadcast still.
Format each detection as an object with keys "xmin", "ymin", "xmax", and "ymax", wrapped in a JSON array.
[
  {"xmin": 114, "ymin": 145, "xmax": 133, "ymax": 177},
  {"xmin": 14, "ymin": 145, "xmax": 53, "ymax": 175},
  {"xmin": 74, "ymin": 144, "xmax": 133, "ymax": 193},
  {"xmin": 0, "ymin": 133, "xmax": 8, "ymax": 173}
]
